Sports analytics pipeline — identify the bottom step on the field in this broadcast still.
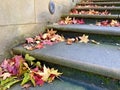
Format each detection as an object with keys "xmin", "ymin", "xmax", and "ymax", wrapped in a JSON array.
[
  {"xmin": 10, "ymin": 77, "xmax": 106, "ymax": 90},
  {"xmin": 9, "ymin": 61, "xmax": 119, "ymax": 90},
  {"xmin": 13, "ymin": 42, "xmax": 120, "ymax": 80}
]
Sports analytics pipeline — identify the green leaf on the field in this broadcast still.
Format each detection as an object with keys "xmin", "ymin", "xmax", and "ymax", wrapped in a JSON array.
[
  {"xmin": 36, "ymin": 61, "xmax": 41, "ymax": 68},
  {"xmin": 21, "ymin": 73, "xmax": 30, "ymax": 86},
  {"xmin": 25, "ymin": 54, "xmax": 35, "ymax": 61},
  {"xmin": 1, "ymin": 77, "xmax": 17, "ymax": 86},
  {"xmin": 4, "ymin": 79, "xmax": 20, "ymax": 89},
  {"xmin": 30, "ymin": 76, "xmax": 36, "ymax": 86}
]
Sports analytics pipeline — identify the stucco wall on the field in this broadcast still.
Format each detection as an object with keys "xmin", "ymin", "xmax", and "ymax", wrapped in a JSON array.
[{"xmin": 0, "ymin": 0, "xmax": 80, "ymax": 60}]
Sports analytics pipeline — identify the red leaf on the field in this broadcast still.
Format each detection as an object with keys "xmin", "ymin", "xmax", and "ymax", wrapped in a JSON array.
[
  {"xmin": 42, "ymin": 40, "xmax": 53, "ymax": 45},
  {"xmin": 77, "ymin": 19, "xmax": 85, "ymax": 24},
  {"xmin": 13, "ymin": 55, "xmax": 23, "ymax": 68},
  {"xmin": 72, "ymin": 18, "xmax": 77, "ymax": 24},
  {"xmin": 35, "ymin": 43, "xmax": 44, "ymax": 49},
  {"xmin": 33, "ymin": 74, "xmax": 44, "ymax": 86},
  {"xmin": 71, "ymin": 9, "xmax": 78, "ymax": 14},
  {"xmin": 36, "ymin": 79, "xmax": 44, "ymax": 86},
  {"xmin": 58, "ymin": 20, "xmax": 65, "ymax": 25},
  {"xmin": 1, "ymin": 59, "xmax": 9, "ymax": 69},
  {"xmin": 26, "ymin": 38, "xmax": 34, "ymax": 43}
]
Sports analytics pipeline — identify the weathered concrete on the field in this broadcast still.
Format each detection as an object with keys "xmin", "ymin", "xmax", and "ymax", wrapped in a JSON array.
[
  {"xmin": 13, "ymin": 42, "xmax": 120, "ymax": 80},
  {"xmin": 0, "ymin": 0, "xmax": 35, "ymax": 25},
  {"xmin": 35, "ymin": 0, "xmax": 78, "ymax": 23},
  {"xmin": 61, "ymin": 14, "xmax": 119, "ymax": 19},
  {"xmin": 0, "ymin": 23, "xmax": 45, "ymax": 60},
  {"xmin": 0, "ymin": 0, "xmax": 80, "ymax": 61},
  {"xmin": 47, "ymin": 24, "xmax": 120, "ymax": 36}
]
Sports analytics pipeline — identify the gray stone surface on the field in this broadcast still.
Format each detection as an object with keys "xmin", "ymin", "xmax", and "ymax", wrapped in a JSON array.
[
  {"xmin": 61, "ymin": 14, "xmax": 119, "ymax": 19},
  {"xmin": 47, "ymin": 24, "xmax": 120, "ymax": 35},
  {"xmin": 91, "ymin": 0, "xmax": 120, "ymax": 2},
  {"xmin": 0, "ymin": 23, "xmax": 45, "ymax": 60},
  {"xmin": 75, "ymin": 7, "xmax": 120, "ymax": 10},
  {"xmin": 10, "ymin": 77, "xmax": 106, "ymax": 90},
  {"xmin": 79, "ymin": 2, "xmax": 120, "ymax": 5},
  {"xmin": 13, "ymin": 42, "xmax": 120, "ymax": 79},
  {"xmin": 0, "ymin": 0, "xmax": 35, "ymax": 25}
]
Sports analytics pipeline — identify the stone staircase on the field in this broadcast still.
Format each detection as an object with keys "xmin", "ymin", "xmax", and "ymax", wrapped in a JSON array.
[{"xmin": 12, "ymin": 0, "xmax": 120, "ymax": 90}]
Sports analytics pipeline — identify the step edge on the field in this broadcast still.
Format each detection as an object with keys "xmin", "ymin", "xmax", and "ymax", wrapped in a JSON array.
[
  {"xmin": 61, "ymin": 14, "xmax": 119, "ymax": 19},
  {"xmin": 77, "ymin": 2, "xmax": 120, "ymax": 5},
  {"xmin": 75, "ymin": 7, "xmax": 120, "ymax": 10},
  {"xmin": 47, "ymin": 24, "xmax": 120, "ymax": 36},
  {"xmin": 12, "ymin": 46, "xmax": 120, "ymax": 80}
]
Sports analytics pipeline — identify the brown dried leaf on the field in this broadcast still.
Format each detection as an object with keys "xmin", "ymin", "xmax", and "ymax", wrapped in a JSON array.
[{"xmin": 66, "ymin": 38, "xmax": 75, "ymax": 45}]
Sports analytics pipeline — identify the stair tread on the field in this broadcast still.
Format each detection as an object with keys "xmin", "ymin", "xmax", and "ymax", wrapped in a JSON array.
[
  {"xmin": 61, "ymin": 14, "xmax": 119, "ymax": 19},
  {"xmin": 75, "ymin": 7, "xmax": 120, "ymax": 10},
  {"xmin": 13, "ymin": 42, "xmax": 120, "ymax": 79},
  {"xmin": 47, "ymin": 24, "xmax": 120, "ymax": 35},
  {"xmin": 10, "ymin": 76, "xmax": 105, "ymax": 90},
  {"xmin": 79, "ymin": 2, "xmax": 120, "ymax": 5},
  {"xmin": 91, "ymin": 0, "xmax": 120, "ymax": 2}
]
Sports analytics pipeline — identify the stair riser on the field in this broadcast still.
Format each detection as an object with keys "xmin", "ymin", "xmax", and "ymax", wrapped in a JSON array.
[
  {"xmin": 74, "ymin": 9, "xmax": 120, "ymax": 14},
  {"xmin": 57, "ymin": 31, "xmax": 120, "ymax": 45},
  {"xmin": 41, "ymin": 61, "xmax": 120, "ymax": 90},
  {"xmin": 60, "ymin": 17, "xmax": 120, "ymax": 24},
  {"xmin": 88, "ymin": 0, "xmax": 120, "ymax": 2}
]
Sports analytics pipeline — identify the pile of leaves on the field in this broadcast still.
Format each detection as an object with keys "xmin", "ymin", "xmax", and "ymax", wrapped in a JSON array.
[
  {"xmin": 75, "ymin": 5, "xmax": 101, "ymax": 8},
  {"xmin": 96, "ymin": 20, "xmax": 120, "ymax": 27},
  {"xmin": 58, "ymin": 16, "xmax": 85, "ymax": 25},
  {"xmin": 23, "ymin": 29, "xmax": 65, "ymax": 50},
  {"xmin": 66, "ymin": 34, "xmax": 100, "ymax": 45},
  {"xmin": 23, "ymin": 29, "xmax": 100, "ymax": 50},
  {"xmin": 70, "ymin": 9, "xmax": 111, "ymax": 15},
  {"xmin": 0, "ymin": 54, "xmax": 62, "ymax": 90}
]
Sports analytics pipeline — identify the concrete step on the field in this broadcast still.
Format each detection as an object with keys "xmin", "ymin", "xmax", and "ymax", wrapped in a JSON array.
[
  {"xmin": 47, "ymin": 24, "xmax": 120, "ymax": 36},
  {"xmin": 78, "ymin": 2, "xmax": 120, "ymax": 6},
  {"xmin": 73, "ymin": 7, "xmax": 120, "ymax": 14},
  {"xmin": 61, "ymin": 14, "xmax": 119, "ymax": 19},
  {"xmin": 10, "ymin": 76, "xmax": 107, "ymax": 90},
  {"xmin": 13, "ymin": 42, "xmax": 120, "ymax": 80},
  {"xmin": 75, "ymin": 7, "xmax": 120, "ymax": 11},
  {"xmin": 88, "ymin": 0, "xmax": 120, "ymax": 2}
]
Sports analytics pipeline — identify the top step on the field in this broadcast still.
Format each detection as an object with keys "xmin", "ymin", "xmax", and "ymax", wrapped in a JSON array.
[
  {"xmin": 88, "ymin": 0, "xmax": 120, "ymax": 2},
  {"xmin": 84, "ymin": 0, "xmax": 120, "ymax": 2},
  {"xmin": 75, "ymin": 7, "xmax": 120, "ymax": 11},
  {"xmin": 78, "ymin": 2, "xmax": 120, "ymax": 5}
]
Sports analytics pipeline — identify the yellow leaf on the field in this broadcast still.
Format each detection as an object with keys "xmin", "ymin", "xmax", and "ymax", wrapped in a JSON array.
[
  {"xmin": 38, "ymin": 65, "xmax": 62, "ymax": 82},
  {"xmin": 50, "ymin": 68, "xmax": 62, "ymax": 77},
  {"xmin": 47, "ymin": 29, "xmax": 57, "ymax": 35},
  {"xmin": 79, "ymin": 34, "xmax": 89, "ymax": 43},
  {"xmin": 38, "ymin": 65, "xmax": 50, "ymax": 82},
  {"xmin": 65, "ymin": 16, "xmax": 72, "ymax": 24}
]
